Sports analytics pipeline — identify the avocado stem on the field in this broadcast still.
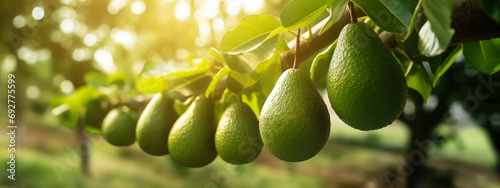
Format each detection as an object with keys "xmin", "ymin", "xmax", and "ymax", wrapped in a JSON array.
[
  {"xmin": 293, "ymin": 29, "xmax": 300, "ymax": 69},
  {"xmin": 348, "ymin": 1, "xmax": 357, "ymax": 24}
]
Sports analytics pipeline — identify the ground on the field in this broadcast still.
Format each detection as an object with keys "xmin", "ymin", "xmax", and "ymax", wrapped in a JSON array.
[{"xmin": 1, "ymin": 112, "xmax": 499, "ymax": 188}]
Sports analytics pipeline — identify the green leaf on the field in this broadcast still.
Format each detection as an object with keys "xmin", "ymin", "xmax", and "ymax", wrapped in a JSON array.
[
  {"xmin": 479, "ymin": 0, "xmax": 500, "ymax": 23},
  {"xmin": 205, "ymin": 66, "xmax": 231, "ymax": 99},
  {"xmin": 51, "ymin": 97, "xmax": 79, "ymax": 128},
  {"xmin": 280, "ymin": 0, "xmax": 328, "ymax": 29},
  {"xmin": 84, "ymin": 72, "xmax": 108, "ymax": 88},
  {"xmin": 418, "ymin": 0, "xmax": 455, "ymax": 57},
  {"xmin": 319, "ymin": 0, "xmax": 349, "ymax": 35},
  {"xmin": 135, "ymin": 60, "xmax": 170, "ymax": 93},
  {"xmin": 406, "ymin": 61, "xmax": 432, "ymax": 103},
  {"xmin": 226, "ymin": 71, "xmax": 247, "ymax": 94},
  {"xmin": 432, "ymin": 45, "xmax": 462, "ymax": 87},
  {"xmin": 209, "ymin": 47, "xmax": 227, "ymax": 65},
  {"xmin": 380, "ymin": 0, "xmax": 419, "ymax": 28},
  {"xmin": 310, "ymin": 40, "xmax": 337, "ymax": 88},
  {"xmin": 224, "ymin": 36, "xmax": 278, "ymax": 75},
  {"xmin": 351, "ymin": 0, "xmax": 407, "ymax": 33},
  {"xmin": 221, "ymin": 15, "xmax": 281, "ymax": 53},
  {"xmin": 259, "ymin": 55, "xmax": 282, "ymax": 97},
  {"xmin": 403, "ymin": 0, "xmax": 422, "ymax": 42},
  {"xmin": 463, "ymin": 38, "xmax": 500, "ymax": 74},
  {"xmin": 396, "ymin": 30, "xmax": 421, "ymax": 58},
  {"xmin": 85, "ymin": 126, "xmax": 103, "ymax": 135}
]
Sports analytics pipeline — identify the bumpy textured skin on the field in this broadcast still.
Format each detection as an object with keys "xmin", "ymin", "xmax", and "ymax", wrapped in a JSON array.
[
  {"xmin": 215, "ymin": 103, "xmax": 263, "ymax": 164},
  {"xmin": 136, "ymin": 93, "xmax": 178, "ymax": 156},
  {"xmin": 168, "ymin": 96, "xmax": 217, "ymax": 167},
  {"xmin": 327, "ymin": 22, "xmax": 407, "ymax": 131},
  {"xmin": 260, "ymin": 69, "xmax": 331, "ymax": 162},
  {"xmin": 102, "ymin": 107, "xmax": 137, "ymax": 146}
]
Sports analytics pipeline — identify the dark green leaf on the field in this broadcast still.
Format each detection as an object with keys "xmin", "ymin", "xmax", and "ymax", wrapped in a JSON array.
[
  {"xmin": 351, "ymin": 0, "xmax": 407, "ymax": 33},
  {"xmin": 280, "ymin": 0, "xmax": 328, "ymax": 29},
  {"xmin": 432, "ymin": 45, "xmax": 462, "ymax": 86},
  {"xmin": 463, "ymin": 38, "xmax": 500, "ymax": 74},
  {"xmin": 319, "ymin": 0, "xmax": 349, "ymax": 35},
  {"xmin": 221, "ymin": 15, "xmax": 281, "ymax": 53},
  {"xmin": 419, "ymin": 0, "xmax": 454, "ymax": 57},
  {"xmin": 406, "ymin": 61, "xmax": 432, "ymax": 102},
  {"xmin": 380, "ymin": 0, "xmax": 419, "ymax": 28},
  {"xmin": 311, "ymin": 40, "xmax": 337, "ymax": 88},
  {"xmin": 259, "ymin": 55, "xmax": 282, "ymax": 97},
  {"xmin": 479, "ymin": 0, "xmax": 500, "ymax": 23}
]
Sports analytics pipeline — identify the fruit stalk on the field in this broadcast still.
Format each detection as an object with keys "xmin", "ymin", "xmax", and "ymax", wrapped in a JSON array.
[
  {"xmin": 293, "ymin": 29, "xmax": 301, "ymax": 69},
  {"xmin": 348, "ymin": 1, "xmax": 357, "ymax": 24}
]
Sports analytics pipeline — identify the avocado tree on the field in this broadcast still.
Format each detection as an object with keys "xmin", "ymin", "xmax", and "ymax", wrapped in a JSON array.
[{"xmin": 5, "ymin": 0, "xmax": 499, "ymax": 187}]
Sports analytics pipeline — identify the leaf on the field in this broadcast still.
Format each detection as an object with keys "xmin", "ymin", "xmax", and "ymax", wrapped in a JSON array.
[
  {"xmin": 319, "ymin": 0, "xmax": 349, "ymax": 35},
  {"xmin": 396, "ymin": 30, "xmax": 421, "ymax": 58},
  {"xmin": 310, "ymin": 40, "xmax": 337, "ymax": 88},
  {"xmin": 418, "ymin": 0, "xmax": 455, "ymax": 57},
  {"xmin": 224, "ymin": 36, "xmax": 278, "ymax": 75},
  {"xmin": 380, "ymin": 0, "xmax": 419, "ymax": 28},
  {"xmin": 205, "ymin": 66, "xmax": 231, "ymax": 99},
  {"xmin": 479, "ymin": 0, "xmax": 500, "ymax": 23},
  {"xmin": 51, "ymin": 97, "xmax": 79, "ymax": 128},
  {"xmin": 351, "ymin": 0, "xmax": 407, "ymax": 33},
  {"xmin": 406, "ymin": 61, "xmax": 432, "ymax": 103},
  {"xmin": 463, "ymin": 38, "xmax": 500, "ymax": 74},
  {"xmin": 226, "ymin": 71, "xmax": 247, "ymax": 94},
  {"xmin": 280, "ymin": 0, "xmax": 328, "ymax": 29},
  {"xmin": 259, "ymin": 55, "xmax": 282, "ymax": 97},
  {"xmin": 135, "ymin": 60, "xmax": 171, "ymax": 93},
  {"xmin": 403, "ymin": 0, "xmax": 422, "ymax": 42},
  {"xmin": 221, "ymin": 15, "xmax": 281, "ymax": 53},
  {"xmin": 209, "ymin": 48, "xmax": 227, "ymax": 65},
  {"xmin": 84, "ymin": 72, "xmax": 108, "ymax": 88},
  {"xmin": 432, "ymin": 45, "xmax": 462, "ymax": 87}
]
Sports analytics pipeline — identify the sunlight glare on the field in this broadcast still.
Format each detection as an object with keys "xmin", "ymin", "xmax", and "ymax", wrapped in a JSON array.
[
  {"xmin": 13, "ymin": 15, "xmax": 26, "ymax": 28},
  {"xmin": 60, "ymin": 18, "xmax": 75, "ymax": 33},
  {"xmin": 111, "ymin": 29, "xmax": 136, "ymax": 49},
  {"xmin": 212, "ymin": 18, "xmax": 225, "ymax": 33},
  {"xmin": 175, "ymin": 0, "xmax": 191, "ymax": 21},
  {"xmin": 60, "ymin": 80, "xmax": 74, "ymax": 94},
  {"xmin": 26, "ymin": 86, "xmax": 40, "ymax": 99},
  {"xmin": 108, "ymin": 0, "xmax": 127, "ymax": 15},
  {"xmin": 242, "ymin": 0, "xmax": 263, "ymax": 14},
  {"xmin": 2, "ymin": 55, "xmax": 17, "ymax": 73},
  {"xmin": 131, "ymin": 1, "xmax": 146, "ymax": 15},
  {"xmin": 32, "ymin": 7, "xmax": 45, "ymax": 20},
  {"xmin": 84, "ymin": 33, "xmax": 97, "ymax": 46},
  {"xmin": 94, "ymin": 49, "xmax": 116, "ymax": 74}
]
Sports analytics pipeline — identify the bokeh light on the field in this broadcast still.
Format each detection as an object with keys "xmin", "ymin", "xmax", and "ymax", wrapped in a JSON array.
[
  {"xmin": 32, "ymin": 7, "xmax": 45, "ymax": 20},
  {"xmin": 94, "ymin": 49, "xmax": 116, "ymax": 74},
  {"xmin": 175, "ymin": 0, "xmax": 191, "ymax": 21},
  {"xmin": 60, "ymin": 18, "xmax": 75, "ymax": 33},
  {"xmin": 13, "ymin": 15, "xmax": 26, "ymax": 28},
  {"xmin": 26, "ymin": 86, "xmax": 41, "ymax": 99},
  {"xmin": 84, "ymin": 33, "xmax": 97, "ymax": 46},
  {"xmin": 60, "ymin": 80, "xmax": 74, "ymax": 93},
  {"xmin": 131, "ymin": 1, "xmax": 146, "ymax": 15}
]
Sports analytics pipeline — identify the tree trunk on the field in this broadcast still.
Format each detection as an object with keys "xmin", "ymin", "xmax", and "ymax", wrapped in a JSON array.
[{"xmin": 77, "ymin": 115, "xmax": 90, "ymax": 176}]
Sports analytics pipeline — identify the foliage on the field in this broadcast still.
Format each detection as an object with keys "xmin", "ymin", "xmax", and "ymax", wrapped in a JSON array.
[{"xmin": 46, "ymin": 1, "xmax": 500, "ymax": 133}]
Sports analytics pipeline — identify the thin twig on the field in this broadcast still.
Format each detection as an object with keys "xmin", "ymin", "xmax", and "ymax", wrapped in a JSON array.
[
  {"xmin": 293, "ymin": 29, "xmax": 300, "ymax": 69},
  {"xmin": 348, "ymin": 1, "xmax": 357, "ymax": 24}
]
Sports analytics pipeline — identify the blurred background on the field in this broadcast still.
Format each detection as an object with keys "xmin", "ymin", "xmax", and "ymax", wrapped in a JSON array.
[{"xmin": 1, "ymin": 0, "xmax": 500, "ymax": 187}]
